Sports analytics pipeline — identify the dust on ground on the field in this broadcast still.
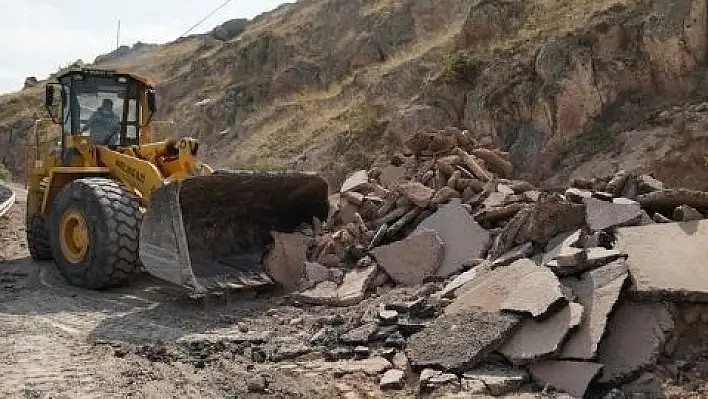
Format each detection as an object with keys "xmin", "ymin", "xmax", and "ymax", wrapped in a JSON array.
[{"xmin": 0, "ymin": 185, "xmax": 415, "ymax": 398}]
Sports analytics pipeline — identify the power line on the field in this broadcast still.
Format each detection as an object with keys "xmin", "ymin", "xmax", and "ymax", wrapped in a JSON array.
[{"xmin": 179, "ymin": 0, "xmax": 234, "ymax": 38}]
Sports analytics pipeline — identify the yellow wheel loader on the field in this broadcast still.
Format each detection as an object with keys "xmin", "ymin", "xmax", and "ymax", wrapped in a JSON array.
[{"xmin": 25, "ymin": 67, "xmax": 329, "ymax": 294}]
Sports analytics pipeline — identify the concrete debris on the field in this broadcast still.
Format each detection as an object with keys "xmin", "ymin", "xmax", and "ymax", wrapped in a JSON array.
[
  {"xmin": 559, "ymin": 260, "xmax": 628, "ymax": 360},
  {"xmin": 371, "ymin": 230, "xmax": 443, "ymax": 285},
  {"xmin": 340, "ymin": 170, "xmax": 370, "ymax": 193},
  {"xmin": 491, "ymin": 242, "xmax": 534, "ymax": 268},
  {"xmin": 501, "ymin": 264, "xmax": 568, "ymax": 319},
  {"xmin": 529, "ymin": 360, "xmax": 603, "ymax": 397},
  {"xmin": 340, "ymin": 323, "xmax": 379, "ymax": 345},
  {"xmin": 500, "ymin": 302, "xmax": 583, "ymax": 365},
  {"xmin": 414, "ymin": 200, "xmax": 491, "ymax": 277},
  {"xmin": 596, "ymin": 301, "xmax": 674, "ymax": 385},
  {"xmin": 519, "ymin": 193, "xmax": 586, "ymax": 244},
  {"xmin": 584, "ymin": 197, "xmax": 643, "ymax": 231},
  {"xmin": 399, "ymin": 182, "xmax": 434, "ymax": 207},
  {"xmin": 445, "ymin": 259, "xmax": 564, "ymax": 318},
  {"xmin": 406, "ymin": 310, "xmax": 521, "ymax": 371},
  {"xmin": 462, "ymin": 367, "xmax": 527, "ymax": 396},
  {"xmin": 296, "ymin": 265, "xmax": 378, "ymax": 306},
  {"xmin": 673, "ymin": 204, "xmax": 703, "ymax": 221},
  {"xmin": 255, "ymin": 127, "xmax": 708, "ymax": 396},
  {"xmin": 542, "ymin": 230, "xmax": 582, "ymax": 265},
  {"xmin": 616, "ymin": 220, "xmax": 708, "ymax": 302},
  {"xmin": 304, "ymin": 356, "xmax": 392, "ymax": 376},
  {"xmin": 379, "ymin": 369, "xmax": 405, "ymax": 390},
  {"xmin": 264, "ymin": 232, "xmax": 312, "ymax": 291}
]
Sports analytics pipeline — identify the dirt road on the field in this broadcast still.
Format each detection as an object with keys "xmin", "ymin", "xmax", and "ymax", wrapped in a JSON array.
[{"xmin": 0, "ymin": 185, "xmax": 404, "ymax": 398}]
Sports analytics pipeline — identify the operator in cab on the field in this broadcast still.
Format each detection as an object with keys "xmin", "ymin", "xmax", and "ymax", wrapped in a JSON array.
[{"xmin": 81, "ymin": 98, "xmax": 121, "ymax": 145}]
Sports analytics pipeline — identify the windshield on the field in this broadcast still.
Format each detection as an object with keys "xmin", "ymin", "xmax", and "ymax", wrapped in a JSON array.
[{"xmin": 63, "ymin": 75, "xmax": 140, "ymax": 146}]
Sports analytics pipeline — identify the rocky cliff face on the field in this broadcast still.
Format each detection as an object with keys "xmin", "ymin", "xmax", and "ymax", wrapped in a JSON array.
[{"xmin": 3, "ymin": 0, "xmax": 708, "ymax": 191}]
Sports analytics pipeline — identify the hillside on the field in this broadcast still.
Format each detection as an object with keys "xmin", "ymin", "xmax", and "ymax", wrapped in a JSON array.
[{"xmin": 3, "ymin": 0, "xmax": 708, "ymax": 191}]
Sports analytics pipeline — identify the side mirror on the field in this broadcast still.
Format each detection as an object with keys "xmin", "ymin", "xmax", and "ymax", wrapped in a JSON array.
[
  {"xmin": 45, "ymin": 85, "xmax": 54, "ymax": 107},
  {"xmin": 147, "ymin": 89, "xmax": 157, "ymax": 113}
]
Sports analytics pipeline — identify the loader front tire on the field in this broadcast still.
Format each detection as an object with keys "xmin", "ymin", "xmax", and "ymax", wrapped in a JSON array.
[
  {"xmin": 27, "ymin": 213, "xmax": 53, "ymax": 261},
  {"xmin": 48, "ymin": 178, "xmax": 142, "ymax": 290}
]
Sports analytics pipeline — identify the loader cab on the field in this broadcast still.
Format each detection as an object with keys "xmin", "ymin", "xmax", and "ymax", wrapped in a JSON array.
[{"xmin": 45, "ymin": 68, "xmax": 157, "ymax": 165}]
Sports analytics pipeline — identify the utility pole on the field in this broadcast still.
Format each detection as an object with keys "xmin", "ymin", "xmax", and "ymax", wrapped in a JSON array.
[{"xmin": 116, "ymin": 19, "xmax": 121, "ymax": 50}]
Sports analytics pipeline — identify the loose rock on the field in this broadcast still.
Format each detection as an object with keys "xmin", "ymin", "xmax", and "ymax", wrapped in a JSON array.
[
  {"xmin": 264, "ymin": 232, "xmax": 312, "ymax": 290},
  {"xmin": 596, "ymin": 301, "xmax": 674, "ymax": 385},
  {"xmin": 584, "ymin": 197, "xmax": 643, "ymax": 231},
  {"xmin": 371, "ymin": 230, "xmax": 444, "ymax": 285},
  {"xmin": 559, "ymin": 260, "xmax": 628, "ymax": 360},
  {"xmin": 615, "ymin": 220, "xmax": 708, "ymax": 302},
  {"xmin": 414, "ymin": 199, "xmax": 491, "ymax": 277},
  {"xmin": 529, "ymin": 361, "xmax": 603, "ymax": 397},
  {"xmin": 499, "ymin": 302, "xmax": 583, "ymax": 365},
  {"xmin": 380, "ymin": 369, "xmax": 405, "ymax": 390},
  {"xmin": 406, "ymin": 310, "xmax": 521, "ymax": 371}
]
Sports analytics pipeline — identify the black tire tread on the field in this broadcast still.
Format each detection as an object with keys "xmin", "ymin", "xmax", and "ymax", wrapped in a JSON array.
[
  {"xmin": 49, "ymin": 178, "xmax": 142, "ymax": 289},
  {"xmin": 26, "ymin": 179, "xmax": 52, "ymax": 261}
]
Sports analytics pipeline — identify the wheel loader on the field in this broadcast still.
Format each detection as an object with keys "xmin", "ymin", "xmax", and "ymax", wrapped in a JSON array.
[{"xmin": 25, "ymin": 67, "xmax": 329, "ymax": 294}]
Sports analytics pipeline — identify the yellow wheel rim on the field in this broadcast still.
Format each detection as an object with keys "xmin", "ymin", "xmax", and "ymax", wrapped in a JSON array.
[{"xmin": 59, "ymin": 209, "xmax": 89, "ymax": 264}]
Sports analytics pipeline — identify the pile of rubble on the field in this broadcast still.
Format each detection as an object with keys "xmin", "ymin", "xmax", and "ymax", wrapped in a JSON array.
[{"xmin": 262, "ymin": 127, "xmax": 708, "ymax": 396}]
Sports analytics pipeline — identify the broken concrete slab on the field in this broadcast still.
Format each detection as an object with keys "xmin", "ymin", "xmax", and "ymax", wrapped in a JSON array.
[
  {"xmin": 371, "ymin": 230, "xmax": 444, "ymax": 285},
  {"xmin": 462, "ymin": 367, "xmax": 527, "ymax": 396},
  {"xmin": 446, "ymin": 259, "xmax": 565, "ymax": 319},
  {"xmin": 529, "ymin": 361, "xmax": 603, "ymax": 398},
  {"xmin": 559, "ymin": 260, "xmax": 629, "ymax": 360},
  {"xmin": 264, "ymin": 232, "xmax": 312, "ymax": 291},
  {"xmin": 299, "ymin": 262, "xmax": 332, "ymax": 290},
  {"xmin": 499, "ymin": 302, "xmax": 583, "ymax": 365},
  {"xmin": 399, "ymin": 182, "xmax": 434, "ymax": 208},
  {"xmin": 436, "ymin": 261, "xmax": 492, "ymax": 299},
  {"xmin": 637, "ymin": 174, "xmax": 664, "ymax": 195},
  {"xmin": 585, "ymin": 247, "xmax": 626, "ymax": 269},
  {"xmin": 615, "ymin": 220, "xmax": 708, "ymax": 302},
  {"xmin": 414, "ymin": 199, "xmax": 491, "ymax": 277},
  {"xmin": 501, "ymin": 265, "xmax": 568, "ymax": 319},
  {"xmin": 406, "ymin": 310, "xmax": 521, "ymax": 371},
  {"xmin": 296, "ymin": 265, "xmax": 378, "ymax": 306},
  {"xmin": 542, "ymin": 230, "xmax": 582, "ymax": 265},
  {"xmin": 379, "ymin": 369, "xmax": 405, "ymax": 390},
  {"xmin": 340, "ymin": 170, "xmax": 370, "ymax": 193},
  {"xmin": 491, "ymin": 242, "xmax": 534, "ymax": 268},
  {"xmin": 340, "ymin": 323, "xmax": 379, "ymax": 345},
  {"xmin": 584, "ymin": 197, "xmax": 643, "ymax": 231},
  {"xmin": 304, "ymin": 356, "xmax": 392, "ymax": 376},
  {"xmin": 596, "ymin": 301, "xmax": 675, "ymax": 385}
]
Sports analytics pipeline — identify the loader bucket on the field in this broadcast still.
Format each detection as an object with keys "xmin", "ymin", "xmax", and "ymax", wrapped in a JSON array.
[{"xmin": 138, "ymin": 170, "xmax": 330, "ymax": 294}]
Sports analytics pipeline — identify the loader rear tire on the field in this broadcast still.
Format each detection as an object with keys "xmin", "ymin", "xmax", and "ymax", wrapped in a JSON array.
[
  {"xmin": 48, "ymin": 178, "xmax": 142, "ymax": 290},
  {"xmin": 26, "ymin": 178, "xmax": 52, "ymax": 261}
]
